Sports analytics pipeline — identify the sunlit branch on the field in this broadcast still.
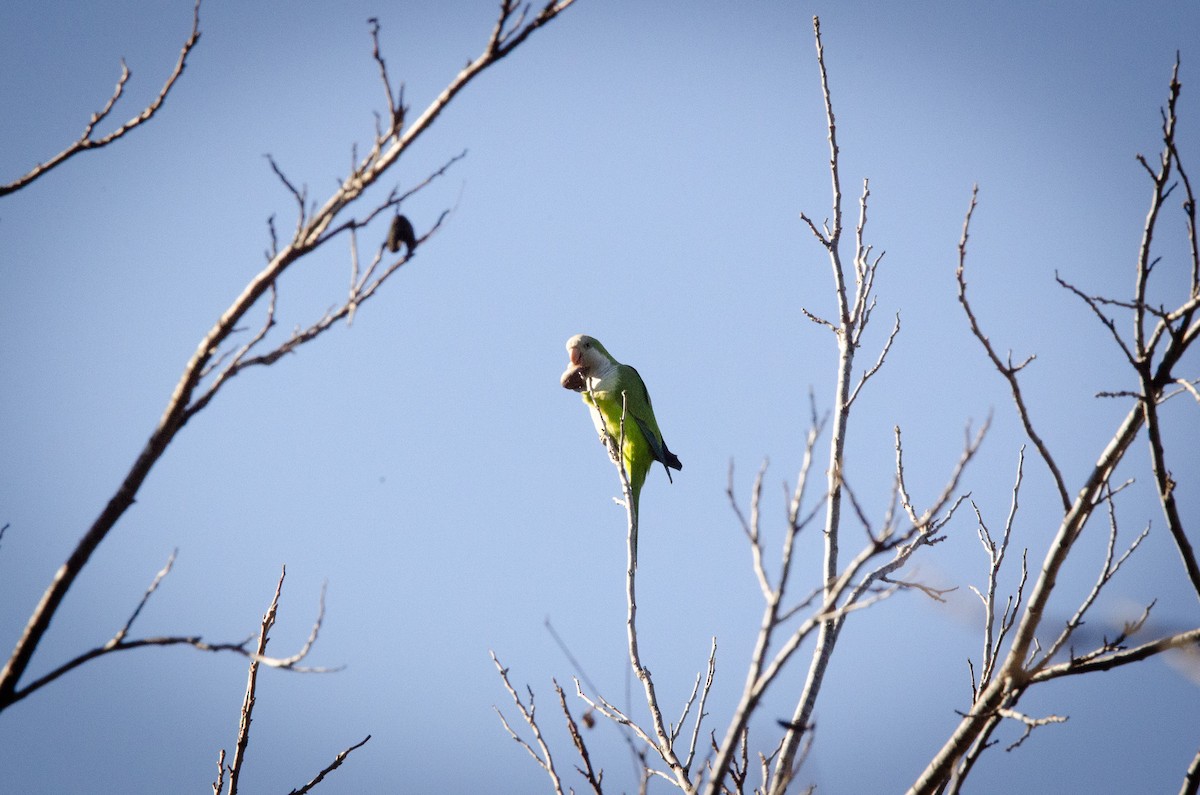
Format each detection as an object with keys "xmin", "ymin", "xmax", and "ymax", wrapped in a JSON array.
[
  {"xmin": 491, "ymin": 652, "xmax": 566, "ymax": 795},
  {"xmin": 286, "ymin": 735, "xmax": 372, "ymax": 795},
  {"xmin": 0, "ymin": 1, "xmax": 203, "ymax": 197},
  {"xmin": 0, "ymin": 2, "xmax": 580, "ymax": 709},
  {"xmin": 956, "ymin": 188, "xmax": 1070, "ymax": 511}
]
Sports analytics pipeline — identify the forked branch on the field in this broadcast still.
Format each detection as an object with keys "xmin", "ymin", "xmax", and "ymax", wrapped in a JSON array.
[
  {"xmin": 910, "ymin": 66, "xmax": 1200, "ymax": 791},
  {"xmin": 1, "ymin": 0, "xmax": 203, "ymax": 197},
  {"xmin": 956, "ymin": 188, "xmax": 1070, "ymax": 511},
  {"xmin": 0, "ymin": 0, "xmax": 578, "ymax": 711},
  {"xmin": 4, "ymin": 554, "xmax": 336, "ymax": 710}
]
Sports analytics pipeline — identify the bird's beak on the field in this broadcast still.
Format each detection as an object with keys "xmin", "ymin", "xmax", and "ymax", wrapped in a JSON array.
[{"xmin": 560, "ymin": 344, "xmax": 586, "ymax": 391}]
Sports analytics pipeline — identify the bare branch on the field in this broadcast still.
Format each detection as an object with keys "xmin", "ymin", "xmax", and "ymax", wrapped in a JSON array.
[
  {"xmin": 490, "ymin": 652, "xmax": 565, "ymax": 795},
  {"xmin": 367, "ymin": 18, "xmax": 403, "ymax": 136},
  {"xmin": 257, "ymin": 579, "xmax": 330, "ymax": 669},
  {"xmin": 728, "ymin": 460, "xmax": 773, "ymax": 598},
  {"xmin": 1037, "ymin": 485, "xmax": 1151, "ymax": 669},
  {"xmin": 850, "ymin": 179, "xmax": 885, "ymax": 340},
  {"xmin": 799, "ymin": 306, "xmax": 837, "ymax": 331},
  {"xmin": 1177, "ymin": 378, "xmax": 1200, "ymax": 403},
  {"xmin": 211, "ymin": 748, "xmax": 226, "ymax": 795},
  {"xmin": 264, "ymin": 154, "xmax": 308, "ymax": 232},
  {"xmin": 847, "ymin": 312, "xmax": 901, "ymax": 409},
  {"xmin": 898, "ymin": 418, "xmax": 990, "ymax": 540},
  {"xmin": 685, "ymin": 638, "xmax": 718, "ymax": 773},
  {"xmin": 1050, "ymin": 64, "xmax": 1200, "ymax": 602},
  {"xmin": 798, "ymin": 214, "xmax": 831, "ymax": 249},
  {"xmin": 707, "ymin": 407, "xmax": 828, "ymax": 794},
  {"xmin": 0, "ymin": 1, "xmax": 577, "ymax": 709},
  {"xmin": 810, "ymin": 16, "xmax": 844, "ymax": 268},
  {"xmin": 317, "ymin": 149, "xmax": 466, "ymax": 249},
  {"xmin": 3, "ymin": 555, "xmax": 335, "ymax": 708},
  {"xmin": 1031, "ymin": 626, "xmax": 1200, "ymax": 681},
  {"xmin": 618, "ymin": 389, "xmax": 692, "ymax": 786},
  {"xmin": 226, "ymin": 567, "xmax": 286, "ymax": 795},
  {"xmin": 1141, "ymin": 362, "xmax": 1200, "ymax": 600},
  {"xmin": 911, "ymin": 77, "xmax": 1200, "ymax": 781},
  {"xmin": 911, "ymin": 402, "xmax": 1147, "ymax": 793},
  {"xmin": 1181, "ymin": 744, "xmax": 1200, "ymax": 795},
  {"xmin": 996, "ymin": 707, "xmax": 1067, "ymax": 752},
  {"xmin": 1133, "ymin": 60, "xmax": 1181, "ymax": 354},
  {"xmin": 573, "ymin": 681, "xmax": 659, "ymax": 752},
  {"xmin": 1055, "ymin": 272, "xmax": 1138, "ymax": 367},
  {"xmin": 956, "ymin": 187, "xmax": 1071, "ymax": 511},
  {"xmin": 879, "ymin": 574, "xmax": 956, "ymax": 602},
  {"xmin": 0, "ymin": 0, "xmax": 203, "ymax": 196},
  {"xmin": 971, "ymin": 448, "xmax": 1025, "ymax": 688},
  {"xmin": 286, "ymin": 735, "xmax": 371, "ymax": 795},
  {"xmin": 760, "ymin": 22, "xmax": 858, "ymax": 793},
  {"xmin": 554, "ymin": 680, "xmax": 603, "ymax": 794},
  {"xmin": 117, "ymin": 549, "xmax": 178, "ymax": 643}
]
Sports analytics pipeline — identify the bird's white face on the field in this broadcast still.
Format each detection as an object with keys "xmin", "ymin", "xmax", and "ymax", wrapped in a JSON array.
[{"xmin": 560, "ymin": 334, "xmax": 607, "ymax": 392}]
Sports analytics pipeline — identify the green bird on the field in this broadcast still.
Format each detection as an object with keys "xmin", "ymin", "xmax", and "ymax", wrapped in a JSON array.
[{"xmin": 560, "ymin": 334, "xmax": 681, "ymax": 565}]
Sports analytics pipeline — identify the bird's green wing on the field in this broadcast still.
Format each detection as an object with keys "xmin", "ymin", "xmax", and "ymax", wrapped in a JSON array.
[{"xmin": 617, "ymin": 364, "xmax": 679, "ymax": 478}]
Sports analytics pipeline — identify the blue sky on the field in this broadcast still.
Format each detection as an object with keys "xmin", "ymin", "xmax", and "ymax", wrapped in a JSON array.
[{"xmin": 2, "ymin": 1, "xmax": 1198, "ymax": 793}]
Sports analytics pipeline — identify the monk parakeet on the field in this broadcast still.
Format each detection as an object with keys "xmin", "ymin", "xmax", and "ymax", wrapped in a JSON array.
[{"xmin": 560, "ymin": 334, "xmax": 681, "ymax": 564}]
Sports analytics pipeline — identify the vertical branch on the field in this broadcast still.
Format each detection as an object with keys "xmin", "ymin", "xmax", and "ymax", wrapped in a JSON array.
[
  {"xmin": 1163, "ymin": 68, "xmax": 1198, "ymax": 297},
  {"xmin": 577, "ymin": 381, "xmax": 692, "ymax": 787},
  {"xmin": 772, "ymin": 18, "xmax": 876, "ymax": 792},
  {"xmin": 706, "ymin": 409, "xmax": 825, "ymax": 795},
  {"xmin": 211, "ymin": 749, "xmax": 226, "ymax": 795},
  {"xmin": 225, "ymin": 567, "xmax": 285, "ymax": 795},
  {"xmin": 615, "ymin": 392, "xmax": 692, "ymax": 790},
  {"xmin": 1132, "ymin": 60, "xmax": 1181, "ymax": 352},
  {"xmin": 683, "ymin": 637, "xmax": 718, "ymax": 773},
  {"xmin": 972, "ymin": 447, "xmax": 1025, "ymax": 688},
  {"xmin": 809, "ymin": 16, "xmax": 846, "ymax": 308},
  {"xmin": 1132, "ymin": 59, "xmax": 1200, "ymax": 599}
]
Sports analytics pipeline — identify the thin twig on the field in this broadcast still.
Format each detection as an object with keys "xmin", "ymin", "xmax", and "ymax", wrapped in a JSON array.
[
  {"xmin": 1, "ymin": 1, "xmax": 203, "ymax": 196},
  {"xmin": 554, "ymin": 680, "xmax": 603, "ymax": 794},
  {"xmin": 490, "ymin": 652, "xmax": 565, "ymax": 795},
  {"xmin": 4, "ymin": 556, "xmax": 336, "ymax": 708},
  {"xmin": 956, "ymin": 187, "xmax": 1070, "ymax": 511},
  {"xmin": 685, "ymin": 638, "xmax": 718, "ymax": 773},
  {"xmin": 847, "ymin": 313, "xmax": 901, "ymax": 408},
  {"xmin": 226, "ymin": 567, "xmax": 286, "ymax": 795},
  {"xmin": 287, "ymin": 736, "xmax": 372, "ymax": 795},
  {"xmin": 996, "ymin": 707, "xmax": 1067, "ymax": 751},
  {"xmin": 1037, "ymin": 485, "xmax": 1151, "ymax": 669},
  {"xmin": 211, "ymin": 748, "xmax": 226, "ymax": 795}
]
